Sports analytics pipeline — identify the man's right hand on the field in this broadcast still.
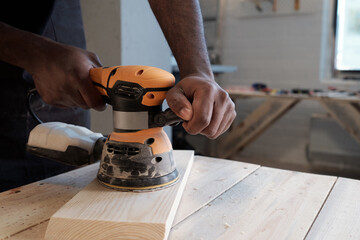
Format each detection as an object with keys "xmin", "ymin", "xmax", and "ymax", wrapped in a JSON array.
[
  {"xmin": 0, "ymin": 22, "xmax": 105, "ymax": 111},
  {"xmin": 30, "ymin": 44, "xmax": 105, "ymax": 110}
]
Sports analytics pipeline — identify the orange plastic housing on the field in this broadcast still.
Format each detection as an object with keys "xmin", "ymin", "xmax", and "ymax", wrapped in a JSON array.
[
  {"xmin": 108, "ymin": 128, "xmax": 172, "ymax": 155},
  {"xmin": 90, "ymin": 66, "xmax": 175, "ymax": 107},
  {"xmin": 90, "ymin": 66, "xmax": 175, "ymax": 89}
]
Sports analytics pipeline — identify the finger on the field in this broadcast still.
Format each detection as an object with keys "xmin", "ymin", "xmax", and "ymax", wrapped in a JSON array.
[
  {"xmin": 166, "ymin": 87, "xmax": 193, "ymax": 121},
  {"xmin": 183, "ymin": 91, "xmax": 213, "ymax": 134},
  {"xmin": 89, "ymin": 52, "xmax": 103, "ymax": 68},
  {"xmin": 71, "ymin": 90, "xmax": 89, "ymax": 109},
  {"xmin": 57, "ymin": 95, "xmax": 78, "ymax": 108},
  {"xmin": 57, "ymin": 85, "xmax": 86, "ymax": 109},
  {"xmin": 203, "ymin": 92, "xmax": 235, "ymax": 138},
  {"xmin": 54, "ymin": 104, "xmax": 68, "ymax": 109},
  {"xmin": 37, "ymin": 87, "xmax": 75, "ymax": 108},
  {"xmin": 53, "ymin": 99, "xmax": 76, "ymax": 108},
  {"xmin": 200, "ymin": 101, "xmax": 225, "ymax": 139},
  {"xmin": 213, "ymin": 113, "xmax": 232, "ymax": 138},
  {"xmin": 79, "ymin": 84, "xmax": 106, "ymax": 111},
  {"xmin": 78, "ymin": 66, "xmax": 106, "ymax": 111},
  {"xmin": 214, "ymin": 105, "xmax": 237, "ymax": 138}
]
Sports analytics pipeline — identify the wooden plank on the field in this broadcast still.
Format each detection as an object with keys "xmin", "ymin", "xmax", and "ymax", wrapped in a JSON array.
[
  {"xmin": 44, "ymin": 150, "xmax": 194, "ymax": 240},
  {"xmin": 0, "ymin": 164, "xmax": 98, "ymax": 240},
  {"xmin": 318, "ymin": 99, "xmax": 360, "ymax": 145},
  {"xmin": 216, "ymin": 97, "xmax": 299, "ymax": 158},
  {"xmin": 305, "ymin": 177, "xmax": 360, "ymax": 240},
  {"xmin": 6, "ymin": 155, "xmax": 259, "ymax": 240},
  {"xmin": 169, "ymin": 167, "xmax": 336, "ymax": 240},
  {"xmin": 173, "ymin": 156, "xmax": 259, "ymax": 225}
]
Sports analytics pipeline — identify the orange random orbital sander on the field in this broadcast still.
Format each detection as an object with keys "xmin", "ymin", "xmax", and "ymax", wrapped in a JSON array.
[
  {"xmin": 91, "ymin": 66, "xmax": 182, "ymax": 191},
  {"xmin": 27, "ymin": 66, "xmax": 183, "ymax": 192}
]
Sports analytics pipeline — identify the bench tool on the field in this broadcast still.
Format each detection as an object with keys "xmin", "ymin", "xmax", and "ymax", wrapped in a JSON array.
[{"xmin": 27, "ymin": 65, "xmax": 183, "ymax": 192}]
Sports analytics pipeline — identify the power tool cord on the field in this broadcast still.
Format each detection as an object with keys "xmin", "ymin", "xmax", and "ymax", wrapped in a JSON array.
[{"xmin": 27, "ymin": 88, "xmax": 44, "ymax": 124}]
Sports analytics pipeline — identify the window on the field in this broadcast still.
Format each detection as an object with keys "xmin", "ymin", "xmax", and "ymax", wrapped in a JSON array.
[{"xmin": 334, "ymin": 0, "xmax": 360, "ymax": 79}]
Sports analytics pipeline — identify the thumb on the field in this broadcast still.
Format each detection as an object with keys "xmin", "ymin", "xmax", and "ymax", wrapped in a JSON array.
[{"xmin": 166, "ymin": 88, "xmax": 193, "ymax": 121}]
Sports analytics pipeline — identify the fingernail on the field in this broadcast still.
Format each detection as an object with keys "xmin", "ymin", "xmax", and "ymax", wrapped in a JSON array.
[{"xmin": 179, "ymin": 107, "xmax": 192, "ymax": 120}]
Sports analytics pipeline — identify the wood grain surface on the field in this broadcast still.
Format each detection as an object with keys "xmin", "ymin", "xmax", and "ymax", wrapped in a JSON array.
[
  {"xmin": 0, "ymin": 164, "xmax": 98, "ymax": 240},
  {"xmin": 173, "ymin": 155, "xmax": 259, "ymax": 225},
  {"xmin": 170, "ymin": 167, "xmax": 336, "ymax": 240},
  {"xmin": 306, "ymin": 177, "xmax": 360, "ymax": 240}
]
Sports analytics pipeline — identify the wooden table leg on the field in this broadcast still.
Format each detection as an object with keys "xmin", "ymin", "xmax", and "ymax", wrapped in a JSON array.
[
  {"xmin": 215, "ymin": 97, "xmax": 300, "ymax": 159},
  {"xmin": 318, "ymin": 99, "xmax": 360, "ymax": 145}
]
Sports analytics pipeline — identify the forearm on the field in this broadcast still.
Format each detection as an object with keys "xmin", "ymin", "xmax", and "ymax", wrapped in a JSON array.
[
  {"xmin": 148, "ymin": 0, "xmax": 213, "ymax": 80},
  {"xmin": 0, "ymin": 22, "xmax": 104, "ymax": 110},
  {"xmin": 0, "ymin": 22, "xmax": 55, "ymax": 73}
]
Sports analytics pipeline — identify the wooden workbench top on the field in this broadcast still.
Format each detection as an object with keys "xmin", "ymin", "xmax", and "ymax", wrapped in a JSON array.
[
  {"xmin": 224, "ymin": 85, "xmax": 360, "ymax": 103},
  {"xmin": 1, "ymin": 152, "xmax": 359, "ymax": 240}
]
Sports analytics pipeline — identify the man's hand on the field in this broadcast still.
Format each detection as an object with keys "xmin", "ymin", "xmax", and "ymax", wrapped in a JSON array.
[
  {"xmin": 30, "ymin": 44, "xmax": 105, "ymax": 110},
  {"xmin": 166, "ymin": 75, "xmax": 236, "ymax": 139},
  {"xmin": 0, "ymin": 22, "xmax": 105, "ymax": 111}
]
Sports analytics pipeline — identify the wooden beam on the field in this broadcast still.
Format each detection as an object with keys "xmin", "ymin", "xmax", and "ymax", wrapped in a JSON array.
[
  {"xmin": 216, "ymin": 97, "xmax": 299, "ymax": 158},
  {"xmin": 318, "ymin": 99, "xmax": 360, "ymax": 145},
  {"xmin": 44, "ymin": 151, "xmax": 194, "ymax": 240}
]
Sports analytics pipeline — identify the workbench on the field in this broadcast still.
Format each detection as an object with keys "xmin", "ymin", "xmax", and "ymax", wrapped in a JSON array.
[
  {"xmin": 208, "ymin": 86, "xmax": 360, "ymax": 159},
  {"xmin": 1, "ymin": 152, "xmax": 359, "ymax": 239}
]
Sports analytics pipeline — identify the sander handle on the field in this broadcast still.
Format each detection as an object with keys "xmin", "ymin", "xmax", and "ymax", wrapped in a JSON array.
[{"xmin": 150, "ymin": 108, "xmax": 184, "ymax": 128}]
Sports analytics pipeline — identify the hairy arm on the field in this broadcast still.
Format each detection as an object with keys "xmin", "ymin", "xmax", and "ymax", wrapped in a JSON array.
[
  {"xmin": 148, "ymin": 0, "xmax": 236, "ymax": 139},
  {"xmin": 0, "ymin": 22, "xmax": 104, "ymax": 110}
]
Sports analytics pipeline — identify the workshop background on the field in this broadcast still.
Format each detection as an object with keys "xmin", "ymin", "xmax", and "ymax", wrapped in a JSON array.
[{"xmin": 81, "ymin": 0, "xmax": 360, "ymax": 179}]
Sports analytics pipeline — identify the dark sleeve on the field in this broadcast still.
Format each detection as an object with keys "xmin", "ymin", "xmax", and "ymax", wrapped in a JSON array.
[{"xmin": 0, "ymin": 1, "xmax": 55, "ymax": 34}]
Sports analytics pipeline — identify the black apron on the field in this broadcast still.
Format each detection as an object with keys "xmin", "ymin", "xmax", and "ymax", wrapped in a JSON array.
[{"xmin": 0, "ymin": 0, "xmax": 90, "ymax": 191}]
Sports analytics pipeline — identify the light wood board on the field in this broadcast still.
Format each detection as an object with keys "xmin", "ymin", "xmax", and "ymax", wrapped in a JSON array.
[
  {"xmin": 44, "ymin": 150, "xmax": 194, "ymax": 240},
  {"xmin": 169, "ymin": 167, "xmax": 336, "ymax": 240},
  {"xmin": 305, "ymin": 177, "xmax": 360, "ymax": 240}
]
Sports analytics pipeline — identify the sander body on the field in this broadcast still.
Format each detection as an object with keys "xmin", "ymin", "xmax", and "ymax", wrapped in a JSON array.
[{"xmin": 27, "ymin": 66, "xmax": 182, "ymax": 192}]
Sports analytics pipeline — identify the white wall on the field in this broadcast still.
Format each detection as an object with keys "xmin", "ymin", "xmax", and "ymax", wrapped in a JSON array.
[
  {"xmin": 81, "ymin": 0, "xmax": 172, "ymax": 135},
  {"xmin": 81, "ymin": 0, "xmax": 121, "ymax": 134},
  {"xmin": 218, "ymin": 0, "xmax": 325, "ymax": 89},
  {"xmin": 81, "ymin": 0, "xmax": 121, "ymax": 66},
  {"xmin": 216, "ymin": 0, "xmax": 339, "ymax": 165},
  {"xmin": 119, "ymin": 1, "xmax": 171, "ymax": 68}
]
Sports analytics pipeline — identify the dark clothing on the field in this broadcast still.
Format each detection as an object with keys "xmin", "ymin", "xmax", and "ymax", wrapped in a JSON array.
[{"xmin": 0, "ymin": 0, "xmax": 90, "ymax": 191}]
